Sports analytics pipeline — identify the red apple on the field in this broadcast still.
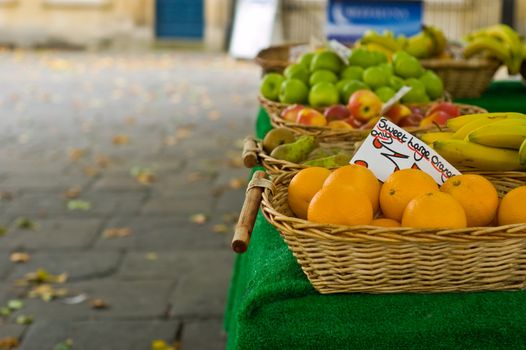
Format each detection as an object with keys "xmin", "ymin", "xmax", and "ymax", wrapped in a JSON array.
[
  {"xmin": 426, "ymin": 102, "xmax": 460, "ymax": 118},
  {"xmin": 360, "ymin": 116, "xmax": 381, "ymax": 130},
  {"xmin": 324, "ymin": 104, "xmax": 350, "ymax": 122},
  {"xmin": 296, "ymin": 108, "xmax": 327, "ymax": 126},
  {"xmin": 420, "ymin": 110, "xmax": 451, "ymax": 128},
  {"xmin": 398, "ymin": 113, "xmax": 424, "ymax": 127},
  {"xmin": 346, "ymin": 115, "xmax": 364, "ymax": 128},
  {"xmin": 347, "ymin": 90, "xmax": 382, "ymax": 122},
  {"xmin": 280, "ymin": 104, "xmax": 304, "ymax": 122},
  {"xmin": 384, "ymin": 103, "xmax": 412, "ymax": 125},
  {"xmin": 328, "ymin": 120, "xmax": 353, "ymax": 130}
]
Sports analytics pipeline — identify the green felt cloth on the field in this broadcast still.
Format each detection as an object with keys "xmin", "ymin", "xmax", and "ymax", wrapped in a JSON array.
[{"xmin": 225, "ymin": 81, "xmax": 526, "ymax": 349}]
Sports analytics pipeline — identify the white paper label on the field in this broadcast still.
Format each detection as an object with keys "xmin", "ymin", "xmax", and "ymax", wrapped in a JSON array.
[
  {"xmin": 327, "ymin": 39, "xmax": 352, "ymax": 63},
  {"xmin": 350, "ymin": 118, "xmax": 461, "ymax": 185},
  {"xmin": 380, "ymin": 86, "xmax": 412, "ymax": 115}
]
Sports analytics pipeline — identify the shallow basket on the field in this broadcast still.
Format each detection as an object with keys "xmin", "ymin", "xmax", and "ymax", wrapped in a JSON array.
[
  {"xmin": 259, "ymin": 94, "xmax": 488, "ymax": 142},
  {"xmin": 255, "ymin": 42, "xmax": 307, "ymax": 74},
  {"xmin": 242, "ymin": 136, "xmax": 359, "ymax": 174},
  {"xmin": 260, "ymin": 170, "xmax": 526, "ymax": 294},
  {"xmin": 421, "ymin": 58, "xmax": 501, "ymax": 99}
]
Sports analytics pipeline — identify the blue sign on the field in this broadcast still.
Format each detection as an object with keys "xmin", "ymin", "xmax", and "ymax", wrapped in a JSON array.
[{"xmin": 326, "ymin": 0, "xmax": 423, "ymax": 43}]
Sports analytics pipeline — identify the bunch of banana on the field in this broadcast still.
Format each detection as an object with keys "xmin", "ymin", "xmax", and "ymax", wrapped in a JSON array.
[
  {"xmin": 463, "ymin": 24, "xmax": 523, "ymax": 75},
  {"xmin": 425, "ymin": 112, "xmax": 526, "ymax": 170},
  {"xmin": 355, "ymin": 25, "xmax": 448, "ymax": 60}
]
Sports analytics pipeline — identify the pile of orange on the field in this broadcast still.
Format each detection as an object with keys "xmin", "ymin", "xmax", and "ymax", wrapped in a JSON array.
[{"xmin": 287, "ymin": 165, "xmax": 526, "ymax": 228}]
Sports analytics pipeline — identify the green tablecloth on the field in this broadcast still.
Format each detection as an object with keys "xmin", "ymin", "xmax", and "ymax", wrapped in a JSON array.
[{"xmin": 225, "ymin": 81, "xmax": 526, "ymax": 349}]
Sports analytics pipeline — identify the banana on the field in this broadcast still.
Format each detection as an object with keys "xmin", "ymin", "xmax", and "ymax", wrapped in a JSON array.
[
  {"xmin": 420, "ymin": 132, "xmax": 454, "ymax": 145},
  {"xmin": 468, "ymin": 125, "xmax": 526, "ymax": 149},
  {"xmin": 451, "ymin": 118, "xmax": 500, "ymax": 140},
  {"xmin": 434, "ymin": 139, "xmax": 524, "ymax": 171},
  {"xmin": 364, "ymin": 42, "xmax": 395, "ymax": 60},
  {"xmin": 519, "ymin": 138, "xmax": 526, "ymax": 165},
  {"xmin": 423, "ymin": 25, "xmax": 447, "ymax": 56},
  {"xmin": 361, "ymin": 30, "xmax": 402, "ymax": 52},
  {"xmin": 463, "ymin": 35, "xmax": 512, "ymax": 62},
  {"xmin": 446, "ymin": 112, "xmax": 526, "ymax": 131}
]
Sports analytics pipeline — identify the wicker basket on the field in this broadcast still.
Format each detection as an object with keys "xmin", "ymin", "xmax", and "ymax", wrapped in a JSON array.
[
  {"xmin": 242, "ymin": 136, "xmax": 359, "ymax": 174},
  {"xmin": 260, "ymin": 170, "xmax": 526, "ymax": 294},
  {"xmin": 421, "ymin": 58, "xmax": 501, "ymax": 99},
  {"xmin": 259, "ymin": 94, "xmax": 488, "ymax": 142},
  {"xmin": 255, "ymin": 42, "xmax": 307, "ymax": 74}
]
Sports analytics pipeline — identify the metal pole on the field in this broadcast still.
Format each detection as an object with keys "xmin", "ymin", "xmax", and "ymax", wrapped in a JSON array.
[{"xmin": 501, "ymin": 0, "xmax": 516, "ymax": 28}]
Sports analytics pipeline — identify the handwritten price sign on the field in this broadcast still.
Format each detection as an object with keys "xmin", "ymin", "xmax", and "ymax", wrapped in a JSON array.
[{"xmin": 350, "ymin": 118, "xmax": 461, "ymax": 185}]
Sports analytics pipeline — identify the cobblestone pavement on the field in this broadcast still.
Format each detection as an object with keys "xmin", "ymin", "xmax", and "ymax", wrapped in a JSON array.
[{"xmin": 0, "ymin": 49, "xmax": 259, "ymax": 349}]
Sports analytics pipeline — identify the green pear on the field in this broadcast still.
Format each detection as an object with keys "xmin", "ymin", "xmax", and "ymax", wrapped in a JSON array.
[
  {"xmin": 262, "ymin": 128, "xmax": 296, "ymax": 153},
  {"xmin": 306, "ymin": 146, "xmax": 342, "ymax": 160},
  {"xmin": 270, "ymin": 135, "xmax": 317, "ymax": 163},
  {"xmin": 405, "ymin": 33, "xmax": 434, "ymax": 59},
  {"xmin": 302, "ymin": 153, "xmax": 352, "ymax": 168}
]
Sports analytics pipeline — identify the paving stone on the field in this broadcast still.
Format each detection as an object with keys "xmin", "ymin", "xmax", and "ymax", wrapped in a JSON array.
[
  {"xmin": 214, "ymin": 188, "xmax": 245, "ymax": 213},
  {"xmin": 0, "ymin": 324, "xmax": 26, "ymax": 341},
  {"xmin": 92, "ymin": 173, "xmax": 149, "ymax": 191},
  {"xmin": 6, "ymin": 251, "xmax": 122, "ymax": 281},
  {"xmin": 20, "ymin": 320, "xmax": 179, "ymax": 350},
  {"xmin": 181, "ymin": 319, "xmax": 226, "ymax": 350},
  {"xmin": 0, "ymin": 253, "xmax": 12, "ymax": 279},
  {"xmin": 10, "ymin": 280, "xmax": 174, "ymax": 321},
  {"xmin": 0, "ymin": 174, "xmax": 90, "ymax": 191},
  {"xmin": 95, "ymin": 218, "xmax": 228, "ymax": 250},
  {"xmin": 80, "ymin": 192, "xmax": 147, "ymax": 215},
  {"xmin": 118, "ymin": 250, "xmax": 233, "ymax": 280},
  {"xmin": 169, "ymin": 252, "xmax": 234, "ymax": 317},
  {"xmin": 141, "ymin": 195, "xmax": 213, "ymax": 216},
  {"xmin": 0, "ymin": 219, "xmax": 102, "ymax": 250},
  {"xmin": 3, "ymin": 193, "xmax": 70, "ymax": 216}
]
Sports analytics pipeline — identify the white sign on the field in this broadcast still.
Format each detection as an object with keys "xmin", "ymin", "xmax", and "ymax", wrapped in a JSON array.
[{"xmin": 350, "ymin": 118, "xmax": 461, "ymax": 185}]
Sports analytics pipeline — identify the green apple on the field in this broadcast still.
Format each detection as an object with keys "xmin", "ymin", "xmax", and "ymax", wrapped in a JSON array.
[
  {"xmin": 348, "ymin": 48, "xmax": 374, "ymax": 68},
  {"xmin": 260, "ymin": 73, "xmax": 285, "ymax": 101},
  {"xmin": 389, "ymin": 76, "xmax": 405, "ymax": 91},
  {"xmin": 284, "ymin": 63, "xmax": 310, "ymax": 84},
  {"xmin": 309, "ymin": 69, "xmax": 338, "ymax": 86},
  {"xmin": 310, "ymin": 50, "xmax": 343, "ymax": 73},
  {"xmin": 308, "ymin": 82, "xmax": 340, "ymax": 108},
  {"xmin": 419, "ymin": 70, "xmax": 444, "ymax": 100},
  {"xmin": 370, "ymin": 51, "xmax": 388, "ymax": 65},
  {"xmin": 298, "ymin": 52, "xmax": 314, "ymax": 68},
  {"xmin": 340, "ymin": 66, "xmax": 364, "ymax": 81},
  {"xmin": 340, "ymin": 80, "xmax": 370, "ymax": 104},
  {"xmin": 279, "ymin": 79, "xmax": 309, "ymax": 104},
  {"xmin": 393, "ymin": 51, "xmax": 424, "ymax": 78},
  {"xmin": 374, "ymin": 86, "xmax": 396, "ymax": 102},
  {"xmin": 377, "ymin": 63, "xmax": 393, "ymax": 77},
  {"xmin": 363, "ymin": 66, "xmax": 389, "ymax": 89},
  {"xmin": 402, "ymin": 78, "xmax": 429, "ymax": 103}
]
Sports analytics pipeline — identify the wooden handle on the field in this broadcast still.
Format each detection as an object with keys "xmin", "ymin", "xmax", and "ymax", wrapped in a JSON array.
[
  {"xmin": 242, "ymin": 137, "xmax": 259, "ymax": 168},
  {"xmin": 232, "ymin": 171, "xmax": 267, "ymax": 253}
]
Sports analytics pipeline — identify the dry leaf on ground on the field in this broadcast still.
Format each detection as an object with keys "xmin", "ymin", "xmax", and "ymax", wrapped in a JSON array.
[
  {"xmin": 112, "ymin": 134, "xmax": 130, "ymax": 145},
  {"xmin": 90, "ymin": 298, "xmax": 109, "ymax": 309},
  {"xmin": 28, "ymin": 284, "xmax": 68, "ymax": 302},
  {"xmin": 67, "ymin": 200, "xmax": 91, "ymax": 211},
  {"xmin": 0, "ymin": 337, "xmax": 19, "ymax": 349},
  {"xmin": 64, "ymin": 187, "xmax": 81, "ymax": 199},
  {"xmin": 68, "ymin": 148, "xmax": 86, "ymax": 161},
  {"xmin": 10, "ymin": 252, "xmax": 30, "ymax": 263},
  {"xmin": 190, "ymin": 213, "xmax": 207, "ymax": 225},
  {"xmin": 212, "ymin": 224, "xmax": 229, "ymax": 234},
  {"xmin": 103, "ymin": 227, "xmax": 131, "ymax": 238}
]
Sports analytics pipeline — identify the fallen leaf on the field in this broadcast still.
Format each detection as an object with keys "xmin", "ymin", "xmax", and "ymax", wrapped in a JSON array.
[
  {"xmin": 67, "ymin": 200, "xmax": 91, "ymax": 211},
  {"xmin": 207, "ymin": 110, "xmax": 221, "ymax": 121},
  {"xmin": 7, "ymin": 299, "xmax": 23, "ymax": 311},
  {"xmin": 145, "ymin": 252, "xmax": 158, "ymax": 261},
  {"xmin": 112, "ymin": 134, "xmax": 130, "ymax": 145},
  {"xmin": 28, "ymin": 284, "xmax": 68, "ymax": 302},
  {"xmin": 15, "ymin": 217, "xmax": 35, "ymax": 230},
  {"xmin": 83, "ymin": 166, "xmax": 99, "ymax": 177},
  {"xmin": 151, "ymin": 340, "xmax": 176, "ymax": 350},
  {"xmin": 229, "ymin": 178, "xmax": 247, "ymax": 189},
  {"xmin": 0, "ymin": 192, "xmax": 13, "ymax": 201},
  {"xmin": 68, "ymin": 148, "xmax": 85, "ymax": 161},
  {"xmin": 10, "ymin": 252, "xmax": 30, "ymax": 263},
  {"xmin": 186, "ymin": 172, "xmax": 204, "ymax": 183},
  {"xmin": 190, "ymin": 213, "xmax": 207, "ymax": 225},
  {"xmin": 136, "ymin": 172, "xmax": 156, "ymax": 185},
  {"xmin": 0, "ymin": 337, "xmax": 19, "ymax": 349},
  {"xmin": 164, "ymin": 136, "xmax": 177, "ymax": 146},
  {"xmin": 64, "ymin": 187, "xmax": 81, "ymax": 199},
  {"xmin": 90, "ymin": 298, "xmax": 109, "ymax": 309},
  {"xmin": 0, "ymin": 227, "xmax": 6, "ymax": 236},
  {"xmin": 125, "ymin": 116, "xmax": 136, "ymax": 125},
  {"xmin": 22, "ymin": 268, "xmax": 68, "ymax": 284},
  {"xmin": 103, "ymin": 227, "xmax": 131, "ymax": 238},
  {"xmin": 52, "ymin": 339, "xmax": 73, "ymax": 350},
  {"xmin": 0, "ymin": 307, "xmax": 11, "ymax": 317},
  {"xmin": 212, "ymin": 224, "xmax": 229, "ymax": 234},
  {"xmin": 15, "ymin": 315, "xmax": 33, "ymax": 325},
  {"xmin": 95, "ymin": 155, "xmax": 110, "ymax": 168}
]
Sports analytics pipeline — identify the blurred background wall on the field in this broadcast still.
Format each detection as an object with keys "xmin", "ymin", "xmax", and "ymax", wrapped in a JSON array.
[{"xmin": 0, "ymin": 0, "xmax": 523, "ymax": 50}]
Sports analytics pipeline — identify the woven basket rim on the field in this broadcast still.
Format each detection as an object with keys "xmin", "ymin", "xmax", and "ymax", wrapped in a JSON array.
[{"xmin": 261, "ymin": 170, "xmax": 526, "ymax": 244}]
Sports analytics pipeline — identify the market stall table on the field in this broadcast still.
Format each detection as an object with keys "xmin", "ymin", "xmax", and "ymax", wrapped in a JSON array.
[{"xmin": 224, "ymin": 81, "xmax": 526, "ymax": 349}]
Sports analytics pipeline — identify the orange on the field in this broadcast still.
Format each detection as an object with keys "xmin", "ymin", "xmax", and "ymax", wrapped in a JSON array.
[
  {"xmin": 379, "ymin": 169, "xmax": 439, "ymax": 221},
  {"xmin": 323, "ymin": 164, "xmax": 381, "ymax": 212},
  {"xmin": 402, "ymin": 192, "xmax": 467, "ymax": 228},
  {"xmin": 370, "ymin": 218, "xmax": 400, "ymax": 227},
  {"xmin": 498, "ymin": 186, "xmax": 526, "ymax": 225},
  {"xmin": 288, "ymin": 167, "xmax": 331, "ymax": 219},
  {"xmin": 308, "ymin": 185, "xmax": 373, "ymax": 226},
  {"xmin": 440, "ymin": 174, "xmax": 498, "ymax": 227}
]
